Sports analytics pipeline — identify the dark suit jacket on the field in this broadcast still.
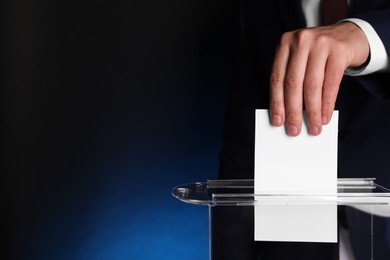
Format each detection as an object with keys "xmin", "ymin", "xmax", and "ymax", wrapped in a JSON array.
[{"xmin": 215, "ymin": 0, "xmax": 390, "ymax": 259}]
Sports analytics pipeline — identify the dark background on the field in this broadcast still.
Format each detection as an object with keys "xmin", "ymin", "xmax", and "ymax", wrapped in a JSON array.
[{"xmin": 2, "ymin": 0, "xmax": 234, "ymax": 259}]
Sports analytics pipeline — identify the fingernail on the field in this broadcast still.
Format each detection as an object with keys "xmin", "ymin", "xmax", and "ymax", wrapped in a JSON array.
[
  {"xmin": 308, "ymin": 125, "xmax": 320, "ymax": 135},
  {"xmin": 272, "ymin": 115, "xmax": 282, "ymax": 126},
  {"xmin": 322, "ymin": 116, "xmax": 328, "ymax": 125},
  {"xmin": 286, "ymin": 125, "xmax": 299, "ymax": 136}
]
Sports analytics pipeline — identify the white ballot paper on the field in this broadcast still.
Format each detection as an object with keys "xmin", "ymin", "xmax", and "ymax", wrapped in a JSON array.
[{"xmin": 254, "ymin": 109, "xmax": 338, "ymax": 243}]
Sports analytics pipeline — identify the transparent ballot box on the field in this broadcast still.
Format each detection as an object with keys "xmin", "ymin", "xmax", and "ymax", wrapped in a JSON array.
[{"xmin": 172, "ymin": 178, "xmax": 390, "ymax": 260}]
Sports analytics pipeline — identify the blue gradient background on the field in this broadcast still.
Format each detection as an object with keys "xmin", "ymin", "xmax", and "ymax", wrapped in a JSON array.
[{"xmin": 2, "ymin": 0, "xmax": 233, "ymax": 259}]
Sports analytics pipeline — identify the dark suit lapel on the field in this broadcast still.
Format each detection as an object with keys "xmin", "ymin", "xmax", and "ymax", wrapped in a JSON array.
[{"xmin": 276, "ymin": 0, "xmax": 306, "ymax": 30}]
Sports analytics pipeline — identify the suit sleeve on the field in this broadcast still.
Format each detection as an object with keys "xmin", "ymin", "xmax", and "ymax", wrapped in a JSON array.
[{"xmin": 353, "ymin": 8, "xmax": 390, "ymax": 99}]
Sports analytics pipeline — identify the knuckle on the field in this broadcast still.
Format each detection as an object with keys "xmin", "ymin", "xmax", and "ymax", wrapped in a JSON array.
[
  {"xmin": 286, "ymin": 110, "xmax": 300, "ymax": 123},
  {"xmin": 305, "ymin": 110, "xmax": 321, "ymax": 121},
  {"xmin": 270, "ymin": 100, "xmax": 284, "ymax": 112},
  {"xmin": 294, "ymin": 29, "xmax": 316, "ymax": 48},
  {"xmin": 279, "ymin": 32, "xmax": 293, "ymax": 46},
  {"xmin": 304, "ymin": 77, "xmax": 319, "ymax": 93},
  {"xmin": 315, "ymin": 34, "xmax": 329, "ymax": 47},
  {"xmin": 270, "ymin": 72, "xmax": 283, "ymax": 87},
  {"xmin": 295, "ymin": 29, "xmax": 312, "ymax": 46},
  {"xmin": 285, "ymin": 76, "xmax": 300, "ymax": 91}
]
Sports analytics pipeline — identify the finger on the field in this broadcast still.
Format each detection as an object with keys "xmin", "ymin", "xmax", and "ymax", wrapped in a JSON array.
[
  {"xmin": 303, "ymin": 50, "xmax": 327, "ymax": 135},
  {"xmin": 322, "ymin": 54, "xmax": 344, "ymax": 125},
  {"xmin": 270, "ymin": 39, "xmax": 289, "ymax": 127},
  {"xmin": 283, "ymin": 37, "xmax": 309, "ymax": 136}
]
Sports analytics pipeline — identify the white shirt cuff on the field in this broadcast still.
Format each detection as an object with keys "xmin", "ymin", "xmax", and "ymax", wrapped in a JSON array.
[{"xmin": 341, "ymin": 18, "xmax": 389, "ymax": 76}]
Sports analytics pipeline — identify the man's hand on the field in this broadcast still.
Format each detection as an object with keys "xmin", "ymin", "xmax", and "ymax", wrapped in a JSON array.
[{"xmin": 269, "ymin": 22, "xmax": 369, "ymax": 136}]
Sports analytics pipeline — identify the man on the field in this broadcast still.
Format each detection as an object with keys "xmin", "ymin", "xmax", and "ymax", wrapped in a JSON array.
[{"xmin": 214, "ymin": 0, "xmax": 390, "ymax": 259}]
